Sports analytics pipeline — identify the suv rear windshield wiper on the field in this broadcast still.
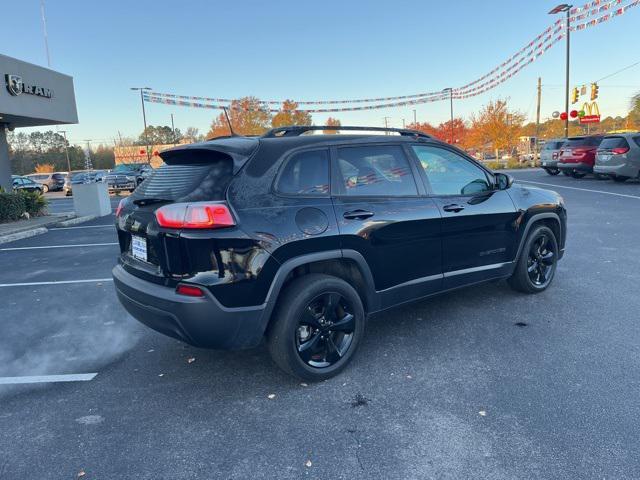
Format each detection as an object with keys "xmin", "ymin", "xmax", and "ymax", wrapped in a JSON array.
[{"xmin": 133, "ymin": 198, "xmax": 171, "ymax": 206}]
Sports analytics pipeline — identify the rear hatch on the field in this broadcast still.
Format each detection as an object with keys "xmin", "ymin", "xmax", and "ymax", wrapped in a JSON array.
[
  {"xmin": 540, "ymin": 141, "xmax": 564, "ymax": 163},
  {"xmin": 559, "ymin": 136, "xmax": 602, "ymax": 164},
  {"xmin": 596, "ymin": 136, "xmax": 630, "ymax": 167},
  {"xmin": 115, "ymin": 137, "xmax": 259, "ymax": 285}
]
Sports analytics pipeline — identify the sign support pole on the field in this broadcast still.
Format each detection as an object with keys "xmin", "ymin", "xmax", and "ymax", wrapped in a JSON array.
[{"xmin": 0, "ymin": 125, "xmax": 12, "ymax": 192}]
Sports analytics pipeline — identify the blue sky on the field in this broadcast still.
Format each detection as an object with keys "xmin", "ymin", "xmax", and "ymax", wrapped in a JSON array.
[{"xmin": 2, "ymin": 0, "xmax": 639, "ymax": 146}]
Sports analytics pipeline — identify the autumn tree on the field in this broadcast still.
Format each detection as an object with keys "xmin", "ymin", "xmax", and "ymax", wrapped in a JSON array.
[
  {"xmin": 468, "ymin": 99, "xmax": 525, "ymax": 158},
  {"xmin": 406, "ymin": 122, "xmax": 441, "ymax": 138},
  {"xmin": 34, "ymin": 163, "xmax": 55, "ymax": 173},
  {"xmin": 207, "ymin": 96, "xmax": 272, "ymax": 138},
  {"xmin": 323, "ymin": 117, "xmax": 341, "ymax": 134},
  {"xmin": 271, "ymin": 100, "xmax": 312, "ymax": 128}
]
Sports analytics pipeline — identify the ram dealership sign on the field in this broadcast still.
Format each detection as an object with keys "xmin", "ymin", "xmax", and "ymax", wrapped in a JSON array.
[{"xmin": 5, "ymin": 74, "xmax": 53, "ymax": 98}]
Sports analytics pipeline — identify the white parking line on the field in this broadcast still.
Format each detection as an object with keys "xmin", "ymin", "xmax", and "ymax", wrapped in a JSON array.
[
  {"xmin": 0, "ymin": 242, "xmax": 118, "ymax": 251},
  {"xmin": 52, "ymin": 225, "xmax": 114, "ymax": 230},
  {"xmin": 0, "ymin": 278, "xmax": 113, "ymax": 287},
  {"xmin": 518, "ymin": 180, "xmax": 640, "ymax": 199},
  {"xmin": 0, "ymin": 373, "xmax": 97, "ymax": 385}
]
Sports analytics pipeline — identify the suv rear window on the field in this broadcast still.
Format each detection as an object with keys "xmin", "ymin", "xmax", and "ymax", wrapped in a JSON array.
[
  {"xmin": 564, "ymin": 137, "xmax": 602, "ymax": 147},
  {"xmin": 132, "ymin": 158, "xmax": 233, "ymax": 202},
  {"xmin": 336, "ymin": 145, "xmax": 418, "ymax": 196},
  {"xmin": 599, "ymin": 137, "xmax": 629, "ymax": 149},
  {"xmin": 276, "ymin": 150, "xmax": 329, "ymax": 195},
  {"xmin": 543, "ymin": 141, "xmax": 563, "ymax": 150}
]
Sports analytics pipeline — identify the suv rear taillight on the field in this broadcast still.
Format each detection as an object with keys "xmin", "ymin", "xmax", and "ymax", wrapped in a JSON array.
[
  {"xmin": 176, "ymin": 284, "xmax": 205, "ymax": 297},
  {"xmin": 155, "ymin": 202, "xmax": 235, "ymax": 229},
  {"xmin": 612, "ymin": 147, "xmax": 629, "ymax": 155}
]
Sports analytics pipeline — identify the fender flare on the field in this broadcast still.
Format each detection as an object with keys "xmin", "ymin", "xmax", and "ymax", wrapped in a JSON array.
[
  {"xmin": 514, "ymin": 212, "xmax": 563, "ymax": 263},
  {"xmin": 261, "ymin": 249, "xmax": 378, "ymax": 325}
]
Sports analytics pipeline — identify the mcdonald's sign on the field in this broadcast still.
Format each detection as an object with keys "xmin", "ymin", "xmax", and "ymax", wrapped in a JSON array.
[{"xmin": 580, "ymin": 101, "xmax": 600, "ymax": 124}]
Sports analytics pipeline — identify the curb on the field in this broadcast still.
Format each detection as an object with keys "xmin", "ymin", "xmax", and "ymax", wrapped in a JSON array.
[
  {"xmin": 0, "ymin": 227, "xmax": 49, "ymax": 245},
  {"xmin": 56, "ymin": 215, "xmax": 98, "ymax": 227}
]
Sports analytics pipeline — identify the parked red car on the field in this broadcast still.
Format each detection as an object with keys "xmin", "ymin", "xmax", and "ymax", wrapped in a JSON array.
[{"xmin": 557, "ymin": 135, "xmax": 604, "ymax": 178}]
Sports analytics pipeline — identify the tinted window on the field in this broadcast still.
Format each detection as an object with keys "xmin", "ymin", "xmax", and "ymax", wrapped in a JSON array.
[
  {"xmin": 599, "ymin": 137, "xmax": 629, "ymax": 149},
  {"xmin": 12, "ymin": 178, "xmax": 23, "ymax": 186},
  {"xmin": 412, "ymin": 146, "xmax": 492, "ymax": 196},
  {"xmin": 52, "ymin": 173, "xmax": 65, "ymax": 180},
  {"xmin": 336, "ymin": 145, "xmax": 417, "ymax": 196},
  {"xmin": 277, "ymin": 150, "xmax": 330, "ymax": 195},
  {"xmin": 564, "ymin": 136, "xmax": 602, "ymax": 147},
  {"xmin": 543, "ymin": 141, "xmax": 563, "ymax": 150}
]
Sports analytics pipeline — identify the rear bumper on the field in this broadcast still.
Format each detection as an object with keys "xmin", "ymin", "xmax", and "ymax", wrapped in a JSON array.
[
  {"xmin": 540, "ymin": 160, "xmax": 558, "ymax": 168},
  {"xmin": 594, "ymin": 163, "xmax": 639, "ymax": 178},
  {"xmin": 112, "ymin": 265, "xmax": 267, "ymax": 349},
  {"xmin": 557, "ymin": 161, "xmax": 592, "ymax": 172}
]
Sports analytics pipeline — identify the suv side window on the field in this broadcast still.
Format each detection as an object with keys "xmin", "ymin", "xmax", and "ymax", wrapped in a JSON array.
[
  {"xmin": 336, "ymin": 145, "xmax": 418, "ymax": 196},
  {"xmin": 412, "ymin": 145, "xmax": 492, "ymax": 196},
  {"xmin": 276, "ymin": 149, "xmax": 330, "ymax": 196}
]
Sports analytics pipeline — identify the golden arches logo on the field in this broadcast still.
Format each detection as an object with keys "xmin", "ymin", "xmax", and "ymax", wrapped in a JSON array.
[{"xmin": 582, "ymin": 101, "xmax": 600, "ymax": 116}]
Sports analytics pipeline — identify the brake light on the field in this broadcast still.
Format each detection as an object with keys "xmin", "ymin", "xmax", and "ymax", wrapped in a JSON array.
[
  {"xmin": 155, "ymin": 202, "xmax": 235, "ymax": 229},
  {"xmin": 612, "ymin": 147, "xmax": 629, "ymax": 155},
  {"xmin": 572, "ymin": 148, "xmax": 587, "ymax": 155},
  {"xmin": 115, "ymin": 199, "xmax": 126, "ymax": 217},
  {"xmin": 176, "ymin": 284, "xmax": 205, "ymax": 297}
]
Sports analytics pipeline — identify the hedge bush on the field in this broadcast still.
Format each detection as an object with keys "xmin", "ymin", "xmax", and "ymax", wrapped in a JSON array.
[
  {"xmin": 0, "ymin": 193, "xmax": 27, "ymax": 222},
  {"xmin": 19, "ymin": 191, "xmax": 48, "ymax": 216},
  {"xmin": 0, "ymin": 191, "xmax": 48, "ymax": 222}
]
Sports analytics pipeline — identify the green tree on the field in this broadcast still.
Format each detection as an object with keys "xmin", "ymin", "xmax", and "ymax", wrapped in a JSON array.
[{"xmin": 138, "ymin": 125, "xmax": 182, "ymax": 145}]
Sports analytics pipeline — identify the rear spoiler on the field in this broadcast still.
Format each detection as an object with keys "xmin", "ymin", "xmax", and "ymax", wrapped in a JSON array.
[{"xmin": 159, "ymin": 138, "xmax": 259, "ymax": 174}]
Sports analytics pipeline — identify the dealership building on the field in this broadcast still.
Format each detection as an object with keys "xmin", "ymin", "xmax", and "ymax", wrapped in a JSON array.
[{"xmin": 0, "ymin": 53, "xmax": 78, "ymax": 192}]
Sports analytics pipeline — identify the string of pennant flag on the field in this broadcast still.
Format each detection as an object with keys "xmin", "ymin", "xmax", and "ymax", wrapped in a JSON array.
[{"xmin": 143, "ymin": 0, "xmax": 638, "ymax": 113}]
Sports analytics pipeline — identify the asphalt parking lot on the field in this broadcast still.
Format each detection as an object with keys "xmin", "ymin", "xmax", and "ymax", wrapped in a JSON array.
[{"xmin": 1, "ymin": 169, "xmax": 639, "ymax": 479}]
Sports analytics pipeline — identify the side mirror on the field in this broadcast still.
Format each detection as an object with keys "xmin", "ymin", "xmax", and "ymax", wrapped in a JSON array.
[{"xmin": 495, "ymin": 172, "xmax": 514, "ymax": 190}]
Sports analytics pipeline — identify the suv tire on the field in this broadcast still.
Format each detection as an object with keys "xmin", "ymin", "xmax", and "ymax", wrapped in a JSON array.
[
  {"xmin": 508, "ymin": 225, "xmax": 558, "ymax": 294},
  {"xmin": 267, "ymin": 273, "xmax": 365, "ymax": 381},
  {"xmin": 612, "ymin": 176, "xmax": 629, "ymax": 183},
  {"xmin": 544, "ymin": 168, "xmax": 560, "ymax": 176},
  {"xmin": 571, "ymin": 171, "xmax": 587, "ymax": 179}
]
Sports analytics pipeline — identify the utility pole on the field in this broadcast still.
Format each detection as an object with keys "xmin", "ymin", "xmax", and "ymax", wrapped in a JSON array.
[
  {"xmin": 383, "ymin": 116, "xmax": 390, "ymax": 134},
  {"xmin": 535, "ymin": 77, "xmax": 542, "ymax": 157},
  {"xmin": 40, "ymin": 0, "xmax": 51, "ymax": 67},
  {"xmin": 402, "ymin": 118, "xmax": 406, "ymax": 128},
  {"xmin": 58, "ymin": 130, "xmax": 72, "ymax": 173},
  {"xmin": 171, "ymin": 113, "xmax": 177, "ymax": 145},
  {"xmin": 442, "ymin": 88, "xmax": 454, "ymax": 144},
  {"xmin": 131, "ymin": 87, "xmax": 152, "ymax": 161},
  {"xmin": 413, "ymin": 109, "xmax": 417, "ymax": 125},
  {"xmin": 549, "ymin": 4, "xmax": 572, "ymax": 138}
]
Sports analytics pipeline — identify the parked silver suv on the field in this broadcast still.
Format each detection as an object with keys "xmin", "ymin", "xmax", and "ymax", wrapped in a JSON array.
[
  {"xmin": 594, "ymin": 133, "xmax": 640, "ymax": 183},
  {"xmin": 540, "ymin": 138, "xmax": 566, "ymax": 175}
]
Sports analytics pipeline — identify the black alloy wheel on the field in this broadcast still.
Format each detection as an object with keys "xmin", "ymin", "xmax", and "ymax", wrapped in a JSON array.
[
  {"xmin": 267, "ymin": 274, "xmax": 365, "ymax": 381},
  {"xmin": 526, "ymin": 233, "xmax": 556, "ymax": 288},
  {"xmin": 296, "ymin": 292, "xmax": 355, "ymax": 368},
  {"xmin": 509, "ymin": 225, "xmax": 558, "ymax": 294}
]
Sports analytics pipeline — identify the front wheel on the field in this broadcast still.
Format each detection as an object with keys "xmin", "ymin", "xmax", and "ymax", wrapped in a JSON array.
[
  {"xmin": 267, "ymin": 274, "xmax": 365, "ymax": 381},
  {"xmin": 544, "ymin": 168, "xmax": 560, "ymax": 176},
  {"xmin": 42, "ymin": 184, "xmax": 49, "ymax": 193},
  {"xmin": 508, "ymin": 225, "xmax": 559, "ymax": 294}
]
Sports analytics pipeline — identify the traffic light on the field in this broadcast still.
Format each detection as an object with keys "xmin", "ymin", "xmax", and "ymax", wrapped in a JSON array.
[
  {"xmin": 571, "ymin": 87, "xmax": 579, "ymax": 104},
  {"xmin": 590, "ymin": 83, "xmax": 599, "ymax": 101}
]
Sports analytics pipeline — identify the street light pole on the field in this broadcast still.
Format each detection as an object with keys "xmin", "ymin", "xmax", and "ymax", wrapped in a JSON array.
[
  {"xmin": 549, "ymin": 4, "xmax": 573, "ymax": 138},
  {"xmin": 412, "ymin": 109, "xmax": 417, "ymax": 125},
  {"xmin": 131, "ymin": 87, "xmax": 152, "ymax": 161},
  {"xmin": 171, "ymin": 113, "xmax": 177, "ymax": 145},
  {"xmin": 442, "ymin": 88, "xmax": 454, "ymax": 143}
]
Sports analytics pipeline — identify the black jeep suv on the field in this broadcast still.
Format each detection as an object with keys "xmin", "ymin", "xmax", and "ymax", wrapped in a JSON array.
[{"xmin": 113, "ymin": 126, "xmax": 567, "ymax": 381}]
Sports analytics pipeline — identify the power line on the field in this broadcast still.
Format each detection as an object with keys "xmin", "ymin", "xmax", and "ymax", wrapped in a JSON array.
[{"xmin": 596, "ymin": 60, "xmax": 640, "ymax": 83}]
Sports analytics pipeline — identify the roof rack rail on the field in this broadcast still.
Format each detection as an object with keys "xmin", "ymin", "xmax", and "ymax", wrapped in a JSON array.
[{"xmin": 261, "ymin": 125, "xmax": 432, "ymax": 139}]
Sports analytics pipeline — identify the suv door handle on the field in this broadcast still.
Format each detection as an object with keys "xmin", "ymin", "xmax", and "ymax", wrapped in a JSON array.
[
  {"xmin": 343, "ymin": 210, "xmax": 374, "ymax": 220},
  {"xmin": 442, "ymin": 204, "xmax": 465, "ymax": 213}
]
